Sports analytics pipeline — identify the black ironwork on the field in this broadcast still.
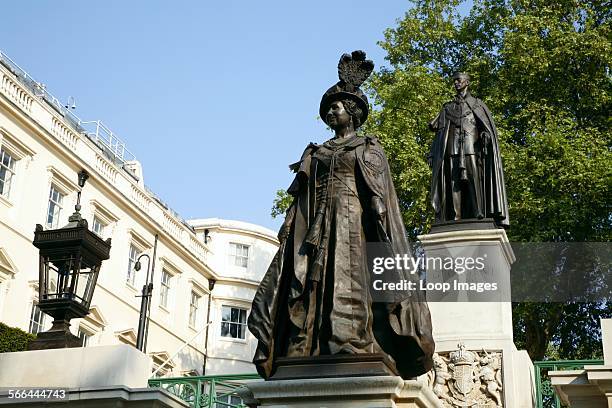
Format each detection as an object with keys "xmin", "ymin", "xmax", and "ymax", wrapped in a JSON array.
[
  {"xmin": 29, "ymin": 169, "xmax": 111, "ymax": 350},
  {"xmin": 135, "ymin": 234, "xmax": 158, "ymax": 352}
]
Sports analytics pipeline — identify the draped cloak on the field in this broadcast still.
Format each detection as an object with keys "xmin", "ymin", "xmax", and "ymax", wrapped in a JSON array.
[
  {"xmin": 429, "ymin": 93, "xmax": 510, "ymax": 227},
  {"xmin": 247, "ymin": 135, "xmax": 435, "ymax": 380}
]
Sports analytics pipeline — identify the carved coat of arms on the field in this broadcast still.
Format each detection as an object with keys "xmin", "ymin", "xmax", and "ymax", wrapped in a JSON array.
[{"xmin": 425, "ymin": 343, "xmax": 504, "ymax": 407}]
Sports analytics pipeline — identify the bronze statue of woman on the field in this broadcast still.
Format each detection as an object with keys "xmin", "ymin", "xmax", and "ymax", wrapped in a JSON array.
[{"xmin": 248, "ymin": 51, "xmax": 434, "ymax": 379}]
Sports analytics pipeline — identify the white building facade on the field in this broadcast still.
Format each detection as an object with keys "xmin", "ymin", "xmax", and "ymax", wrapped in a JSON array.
[
  {"xmin": 0, "ymin": 51, "xmax": 277, "ymax": 377},
  {"xmin": 189, "ymin": 218, "xmax": 278, "ymax": 375}
]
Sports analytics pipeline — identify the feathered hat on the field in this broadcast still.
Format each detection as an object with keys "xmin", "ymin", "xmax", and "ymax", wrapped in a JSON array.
[{"xmin": 319, "ymin": 50, "xmax": 374, "ymax": 126}]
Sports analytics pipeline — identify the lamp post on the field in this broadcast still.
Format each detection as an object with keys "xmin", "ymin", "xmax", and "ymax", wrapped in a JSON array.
[
  {"xmin": 29, "ymin": 169, "xmax": 111, "ymax": 350},
  {"xmin": 135, "ymin": 234, "xmax": 158, "ymax": 352}
]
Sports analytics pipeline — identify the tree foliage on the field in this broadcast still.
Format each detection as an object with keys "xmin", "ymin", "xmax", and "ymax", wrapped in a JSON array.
[
  {"xmin": 271, "ymin": 189, "xmax": 293, "ymax": 219},
  {"xmin": 269, "ymin": 0, "xmax": 610, "ymax": 361},
  {"xmin": 0, "ymin": 323, "xmax": 35, "ymax": 353},
  {"xmin": 364, "ymin": 0, "xmax": 611, "ymax": 360}
]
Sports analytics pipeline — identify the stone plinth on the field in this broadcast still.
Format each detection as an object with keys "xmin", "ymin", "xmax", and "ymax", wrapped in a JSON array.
[
  {"xmin": 0, "ymin": 345, "xmax": 187, "ymax": 407},
  {"xmin": 0, "ymin": 344, "xmax": 150, "ymax": 388},
  {"xmin": 270, "ymin": 354, "xmax": 398, "ymax": 380},
  {"xmin": 239, "ymin": 376, "xmax": 442, "ymax": 408},
  {"xmin": 0, "ymin": 387, "xmax": 188, "ymax": 408},
  {"xmin": 418, "ymin": 226, "xmax": 535, "ymax": 407}
]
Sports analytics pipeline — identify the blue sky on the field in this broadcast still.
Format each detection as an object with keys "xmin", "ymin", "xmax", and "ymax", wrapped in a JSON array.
[{"xmin": 1, "ymin": 1, "xmax": 415, "ymax": 230}]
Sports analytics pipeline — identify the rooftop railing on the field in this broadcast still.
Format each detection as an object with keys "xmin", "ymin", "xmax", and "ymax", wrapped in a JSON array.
[
  {"xmin": 149, "ymin": 374, "xmax": 260, "ymax": 408},
  {"xmin": 0, "ymin": 50, "xmax": 136, "ymax": 164},
  {"xmin": 0, "ymin": 49, "xmax": 210, "ymax": 264}
]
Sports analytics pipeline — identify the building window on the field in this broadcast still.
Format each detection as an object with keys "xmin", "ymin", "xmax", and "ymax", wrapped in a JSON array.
[
  {"xmin": 92, "ymin": 216, "xmax": 106, "ymax": 238},
  {"xmin": 221, "ymin": 306, "xmax": 247, "ymax": 340},
  {"xmin": 150, "ymin": 352, "xmax": 175, "ymax": 378},
  {"xmin": 188, "ymin": 291, "xmax": 200, "ymax": 328},
  {"xmin": 46, "ymin": 185, "xmax": 64, "ymax": 229},
  {"xmin": 116, "ymin": 328, "xmax": 137, "ymax": 347},
  {"xmin": 215, "ymin": 395, "xmax": 243, "ymax": 408},
  {"xmin": 229, "ymin": 243, "xmax": 249, "ymax": 268},
  {"xmin": 160, "ymin": 270, "xmax": 172, "ymax": 309},
  {"xmin": 77, "ymin": 327, "xmax": 92, "ymax": 347},
  {"xmin": 0, "ymin": 148, "xmax": 16, "ymax": 199},
  {"xmin": 126, "ymin": 244, "xmax": 141, "ymax": 287},
  {"xmin": 28, "ymin": 303, "xmax": 45, "ymax": 334},
  {"xmin": 89, "ymin": 200, "xmax": 119, "ymax": 240},
  {"xmin": 151, "ymin": 365, "xmax": 169, "ymax": 378}
]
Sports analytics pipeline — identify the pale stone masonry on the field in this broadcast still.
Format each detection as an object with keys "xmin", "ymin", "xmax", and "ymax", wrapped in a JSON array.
[{"xmin": 0, "ymin": 51, "xmax": 277, "ymax": 377}]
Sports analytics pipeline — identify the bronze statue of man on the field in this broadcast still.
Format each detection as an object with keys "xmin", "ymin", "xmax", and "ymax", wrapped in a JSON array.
[
  {"xmin": 248, "ymin": 51, "xmax": 434, "ymax": 380},
  {"xmin": 429, "ymin": 72, "xmax": 509, "ymax": 227}
]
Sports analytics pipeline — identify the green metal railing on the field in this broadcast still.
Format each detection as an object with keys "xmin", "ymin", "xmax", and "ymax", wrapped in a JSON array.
[
  {"xmin": 534, "ymin": 359, "xmax": 604, "ymax": 408},
  {"xmin": 149, "ymin": 373, "xmax": 261, "ymax": 408},
  {"xmin": 150, "ymin": 360, "xmax": 604, "ymax": 408}
]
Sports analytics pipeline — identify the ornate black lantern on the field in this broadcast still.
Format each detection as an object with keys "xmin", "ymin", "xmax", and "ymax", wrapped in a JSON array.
[{"xmin": 28, "ymin": 170, "xmax": 111, "ymax": 350}]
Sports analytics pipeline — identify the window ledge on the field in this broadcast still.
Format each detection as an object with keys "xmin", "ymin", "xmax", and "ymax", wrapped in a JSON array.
[
  {"xmin": 159, "ymin": 304, "xmax": 170, "ymax": 314},
  {"xmin": 125, "ymin": 283, "xmax": 138, "ymax": 292},
  {"xmin": 0, "ymin": 194, "xmax": 13, "ymax": 208},
  {"xmin": 218, "ymin": 336, "xmax": 248, "ymax": 344}
]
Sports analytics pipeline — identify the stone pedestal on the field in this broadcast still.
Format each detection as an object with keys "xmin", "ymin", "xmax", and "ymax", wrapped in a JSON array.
[
  {"xmin": 418, "ymin": 226, "xmax": 535, "ymax": 407},
  {"xmin": 0, "ymin": 387, "xmax": 188, "ymax": 408},
  {"xmin": 239, "ymin": 376, "xmax": 442, "ymax": 408},
  {"xmin": 0, "ymin": 344, "xmax": 150, "ymax": 388},
  {"xmin": 270, "ymin": 354, "xmax": 398, "ymax": 380},
  {"xmin": 0, "ymin": 345, "xmax": 187, "ymax": 407}
]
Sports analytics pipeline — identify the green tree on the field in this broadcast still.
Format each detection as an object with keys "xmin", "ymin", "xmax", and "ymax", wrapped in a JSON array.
[
  {"xmin": 271, "ymin": 189, "xmax": 293, "ymax": 219},
  {"xmin": 364, "ymin": 0, "xmax": 611, "ymax": 360},
  {"xmin": 0, "ymin": 323, "xmax": 35, "ymax": 353}
]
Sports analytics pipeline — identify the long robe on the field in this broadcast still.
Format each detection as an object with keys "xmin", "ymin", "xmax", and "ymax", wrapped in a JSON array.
[
  {"xmin": 430, "ymin": 93, "xmax": 510, "ymax": 227},
  {"xmin": 247, "ymin": 135, "xmax": 434, "ymax": 379}
]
